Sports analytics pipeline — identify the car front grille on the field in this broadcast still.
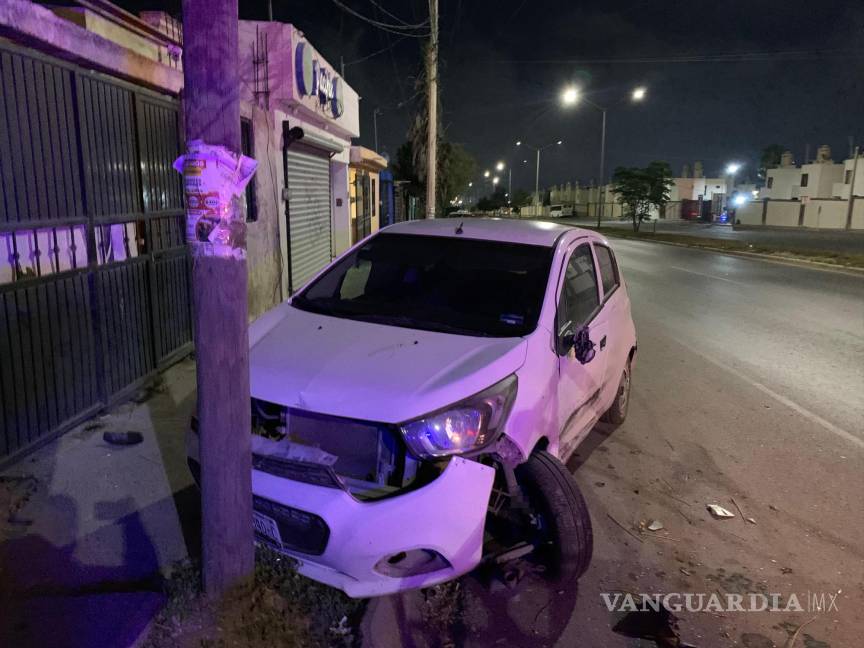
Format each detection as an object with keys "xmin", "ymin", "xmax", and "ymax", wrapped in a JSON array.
[{"xmin": 253, "ymin": 495, "xmax": 330, "ymax": 555}]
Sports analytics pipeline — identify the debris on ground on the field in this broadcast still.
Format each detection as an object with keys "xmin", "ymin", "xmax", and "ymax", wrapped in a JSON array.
[
  {"xmin": 647, "ymin": 520, "xmax": 665, "ymax": 532},
  {"xmin": 103, "ymin": 431, "xmax": 144, "ymax": 446},
  {"xmin": 706, "ymin": 504, "xmax": 735, "ymax": 519},
  {"xmin": 0, "ymin": 475, "xmax": 39, "ymax": 537},
  {"xmin": 731, "ymin": 498, "xmax": 757, "ymax": 524},
  {"xmin": 143, "ymin": 547, "xmax": 364, "ymax": 648},
  {"xmin": 612, "ymin": 603, "xmax": 698, "ymax": 647}
]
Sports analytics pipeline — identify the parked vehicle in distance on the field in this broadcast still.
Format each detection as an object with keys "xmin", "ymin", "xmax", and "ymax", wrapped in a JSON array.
[
  {"xmin": 447, "ymin": 209, "xmax": 473, "ymax": 218},
  {"xmin": 549, "ymin": 204, "xmax": 564, "ymax": 217},
  {"xmin": 187, "ymin": 218, "xmax": 637, "ymax": 597}
]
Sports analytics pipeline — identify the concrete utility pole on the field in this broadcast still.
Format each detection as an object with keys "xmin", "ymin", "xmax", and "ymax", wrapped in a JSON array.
[
  {"xmin": 596, "ymin": 108, "xmax": 607, "ymax": 227},
  {"xmin": 425, "ymin": 0, "xmax": 438, "ymax": 219},
  {"xmin": 181, "ymin": 0, "xmax": 254, "ymax": 597},
  {"xmin": 845, "ymin": 146, "xmax": 859, "ymax": 230},
  {"xmin": 373, "ymin": 107, "xmax": 381, "ymax": 152}
]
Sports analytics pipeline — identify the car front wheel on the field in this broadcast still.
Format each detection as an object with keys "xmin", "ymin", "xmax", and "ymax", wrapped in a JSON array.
[{"xmin": 515, "ymin": 451, "xmax": 593, "ymax": 581}]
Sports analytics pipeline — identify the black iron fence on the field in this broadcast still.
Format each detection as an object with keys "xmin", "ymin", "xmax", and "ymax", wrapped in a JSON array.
[{"xmin": 0, "ymin": 42, "xmax": 191, "ymax": 464}]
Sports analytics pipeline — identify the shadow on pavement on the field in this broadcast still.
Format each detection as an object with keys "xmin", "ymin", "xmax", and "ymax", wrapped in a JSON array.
[{"xmin": 0, "ymin": 495, "xmax": 165, "ymax": 648}]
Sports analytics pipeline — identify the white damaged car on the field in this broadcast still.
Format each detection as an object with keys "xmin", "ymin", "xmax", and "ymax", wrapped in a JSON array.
[{"xmin": 187, "ymin": 218, "xmax": 636, "ymax": 597}]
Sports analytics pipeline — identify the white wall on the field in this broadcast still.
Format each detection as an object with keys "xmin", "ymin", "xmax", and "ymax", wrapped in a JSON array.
[
  {"xmin": 802, "ymin": 200, "xmax": 847, "ymax": 229},
  {"xmin": 736, "ymin": 201, "xmax": 763, "ymax": 225},
  {"xmin": 799, "ymin": 163, "xmax": 844, "ymax": 200},
  {"xmin": 851, "ymin": 198, "xmax": 864, "ymax": 230},
  {"xmin": 763, "ymin": 168, "xmax": 801, "ymax": 199},
  {"xmin": 765, "ymin": 201, "xmax": 801, "ymax": 227}
]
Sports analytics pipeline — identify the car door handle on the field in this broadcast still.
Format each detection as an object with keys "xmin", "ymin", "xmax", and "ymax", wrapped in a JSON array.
[{"xmin": 599, "ymin": 335, "xmax": 607, "ymax": 349}]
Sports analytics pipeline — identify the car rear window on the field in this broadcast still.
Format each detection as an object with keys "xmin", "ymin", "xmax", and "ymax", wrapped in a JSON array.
[
  {"xmin": 594, "ymin": 244, "xmax": 619, "ymax": 296},
  {"xmin": 293, "ymin": 233, "xmax": 554, "ymax": 337}
]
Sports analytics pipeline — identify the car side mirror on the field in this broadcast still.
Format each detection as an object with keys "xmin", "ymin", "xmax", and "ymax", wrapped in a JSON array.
[
  {"xmin": 558, "ymin": 321, "xmax": 596, "ymax": 364},
  {"xmin": 573, "ymin": 326, "xmax": 596, "ymax": 364}
]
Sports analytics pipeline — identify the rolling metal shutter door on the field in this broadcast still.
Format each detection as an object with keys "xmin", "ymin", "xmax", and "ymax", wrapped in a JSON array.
[{"xmin": 287, "ymin": 148, "xmax": 332, "ymax": 292}]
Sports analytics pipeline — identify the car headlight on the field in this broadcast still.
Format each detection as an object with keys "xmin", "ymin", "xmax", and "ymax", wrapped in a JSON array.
[{"xmin": 400, "ymin": 375, "xmax": 518, "ymax": 458}]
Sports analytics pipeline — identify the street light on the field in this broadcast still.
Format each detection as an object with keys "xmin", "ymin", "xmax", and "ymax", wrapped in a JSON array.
[
  {"xmin": 483, "ymin": 170, "xmax": 490, "ymax": 178},
  {"xmin": 496, "ymin": 161, "xmax": 505, "ymax": 172},
  {"xmin": 725, "ymin": 162, "xmax": 742, "ymax": 220},
  {"xmin": 515, "ymin": 139, "xmax": 565, "ymax": 202},
  {"xmin": 492, "ymin": 176, "xmax": 500, "ymax": 185},
  {"xmin": 561, "ymin": 84, "xmax": 648, "ymax": 226},
  {"xmin": 468, "ymin": 181, "xmax": 473, "ymax": 187},
  {"xmin": 561, "ymin": 85, "xmax": 579, "ymax": 106}
]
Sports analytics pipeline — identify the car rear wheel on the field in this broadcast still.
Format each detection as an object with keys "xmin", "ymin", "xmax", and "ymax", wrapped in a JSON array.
[
  {"xmin": 515, "ymin": 450, "xmax": 593, "ymax": 581},
  {"xmin": 601, "ymin": 359, "xmax": 631, "ymax": 425}
]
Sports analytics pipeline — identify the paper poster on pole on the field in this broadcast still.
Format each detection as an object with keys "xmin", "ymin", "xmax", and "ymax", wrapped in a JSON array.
[{"xmin": 173, "ymin": 140, "xmax": 258, "ymax": 259}]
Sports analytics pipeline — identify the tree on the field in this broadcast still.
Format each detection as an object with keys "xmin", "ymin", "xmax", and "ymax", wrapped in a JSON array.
[
  {"xmin": 759, "ymin": 144, "xmax": 786, "ymax": 181},
  {"xmin": 477, "ymin": 187, "xmax": 507, "ymax": 212},
  {"xmin": 612, "ymin": 161, "xmax": 673, "ymax": 231},
  {"xmin": 511, "ymin": 189, "xmax": 532, "ymax": 209},
  {"xmin": 393, "ymin": 139, "xmax": 476, "ymax": 210},
  {"xmin": 437, "ymin": 142, "xmax": 476, "ymax": 208}
]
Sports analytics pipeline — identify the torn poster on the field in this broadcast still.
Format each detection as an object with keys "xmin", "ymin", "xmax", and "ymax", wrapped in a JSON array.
[{"xmin": 173, "ymin": 140, "xmax": 258, "ymax": 259}]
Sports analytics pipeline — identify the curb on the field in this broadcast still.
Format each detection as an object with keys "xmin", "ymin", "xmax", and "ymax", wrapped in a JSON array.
[{"xmin": 602, "ymin": 234, "xmax": 864, "ymax": 276}]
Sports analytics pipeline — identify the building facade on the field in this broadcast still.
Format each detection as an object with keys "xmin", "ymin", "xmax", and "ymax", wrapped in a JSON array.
[
  {"xmin": 348, "ymin": 146, "xmax": 387, "ymax": 245},
  {"xmin": 0, "ymin": 1, "xmax": 369, "ymax": 463}
]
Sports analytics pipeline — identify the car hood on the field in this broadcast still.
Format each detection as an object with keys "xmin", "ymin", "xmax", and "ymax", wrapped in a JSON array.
[{"xmin": 249, "ymin": 305, "xmax": 529, "ymax": 423}]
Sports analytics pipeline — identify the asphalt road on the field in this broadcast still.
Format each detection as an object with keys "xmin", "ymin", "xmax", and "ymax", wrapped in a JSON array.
[
  {"xmin": 557, "ymin": 238, "xmax": 864, "ymax": 648},
  {"xmin": 564, "ymin": 218, "xmax": 864, "ymax": 255},
  {"xmin": 365, "ymin": 239, "xmax": 864, "ymax": 648}
]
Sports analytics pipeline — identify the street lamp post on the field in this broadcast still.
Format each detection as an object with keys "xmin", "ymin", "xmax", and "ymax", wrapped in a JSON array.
[
  {"xmin": 725, "ymin": 162, "xmax": 742, "ymax": 224},
  {"xmin": 517, "ymin": 140, "xmax": 563, "ymax": 206},
  {"xmin": 560, "ymin": 84, "xmax": 646, "ymax": 226}
]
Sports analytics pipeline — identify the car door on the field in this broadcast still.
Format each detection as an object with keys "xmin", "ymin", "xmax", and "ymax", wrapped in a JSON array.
[
  {"xmin": 556, "ymin": 242, "xmax": 609, "ymax": 451},
  {"xmin": 592, "ymin": 242, "xmax": 628, "ymax": 409}
]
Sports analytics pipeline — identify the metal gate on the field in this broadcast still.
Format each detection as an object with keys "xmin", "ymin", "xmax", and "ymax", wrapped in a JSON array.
[
  {"xmin": 285, "ymin": 145, "xmax": 332, "ymax": 292},
  {"xmin": 353, "ymin": 171, "xmax": 372, "ymax": 242},
  {"xmin": 0, "ymin": 42, "xmax": 191, "ymax": 464}
]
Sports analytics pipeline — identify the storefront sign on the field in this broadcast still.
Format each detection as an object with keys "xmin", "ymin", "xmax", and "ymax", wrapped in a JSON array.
[{"xmin": 295, "ymin": 41, "xmax": 344, "ymax": 118}]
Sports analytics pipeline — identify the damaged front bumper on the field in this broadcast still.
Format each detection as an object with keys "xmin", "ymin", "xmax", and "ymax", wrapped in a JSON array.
[{"xmin": 187, "ymin": 426, "xmax": 495, "ymax": 598}]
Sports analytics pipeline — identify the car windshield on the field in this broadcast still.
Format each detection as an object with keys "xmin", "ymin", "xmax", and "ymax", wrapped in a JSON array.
[{"xmin": 292, "ymin": 233, "xmax": 554, "ymax": 337}]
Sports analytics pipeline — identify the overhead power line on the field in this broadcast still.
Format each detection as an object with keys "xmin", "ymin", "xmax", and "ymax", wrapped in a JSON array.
[
  {"xmin": 365, "ymin": 0, "xmax": 426, "ymax": 28},
  {"xmin": 344, "ymin": 34, "xmax": 410, "ymax": 66},
  {"xmin": 330, "ymin": 0, "xmax": 430, "ymax": 37},
  {"xmin": 498, "ymin": 48, "xmax": 864, "ymax": 65}
]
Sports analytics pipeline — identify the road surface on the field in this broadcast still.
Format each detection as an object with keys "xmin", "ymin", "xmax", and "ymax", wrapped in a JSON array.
[
  {"xmin": 563, "ymin": 217, "xmax": 864, "ymax": 255},
  {"xmin": 365, "ymin": 238, "xmax": 864, "ymax": 648}
]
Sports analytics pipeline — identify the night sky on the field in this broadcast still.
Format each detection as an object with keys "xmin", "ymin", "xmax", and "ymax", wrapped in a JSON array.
[{"xmin": 119, "ymin": 0, "xmax": 864, "ymax": 191}]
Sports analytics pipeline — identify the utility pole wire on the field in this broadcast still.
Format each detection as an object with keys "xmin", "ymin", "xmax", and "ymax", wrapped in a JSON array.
[
  {"xmin": 331, "ymin": 0, "xmax": 430, "ymax": 35},
  {"xmin": 365, "ymin": 0, "xmax": 427, "ymax": 28}
]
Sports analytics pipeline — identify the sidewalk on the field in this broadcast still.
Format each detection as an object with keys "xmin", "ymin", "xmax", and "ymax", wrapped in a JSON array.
[{"xmin": 0, "ymin": 358, "xmax": 199, "ymax": 648}]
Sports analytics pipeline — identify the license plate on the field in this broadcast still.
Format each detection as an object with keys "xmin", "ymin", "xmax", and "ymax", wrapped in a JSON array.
[{"xmin": 253, "ymin": 512, "xmax": 282, "ymax": 546}]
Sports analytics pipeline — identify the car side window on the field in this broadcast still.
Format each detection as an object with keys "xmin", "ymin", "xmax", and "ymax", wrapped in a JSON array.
[
  {"xmin": 557, "ymin": 244, "xmax": 600, "ymax": 333},
  {"xmin": 594, "ymin": 245, "xmax": 619, "ymax": 297}
]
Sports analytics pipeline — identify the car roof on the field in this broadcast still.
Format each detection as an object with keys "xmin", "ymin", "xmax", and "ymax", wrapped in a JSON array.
[{"xmin": 382, "ymin": 217, "xmax": 593, "ymax": 248}]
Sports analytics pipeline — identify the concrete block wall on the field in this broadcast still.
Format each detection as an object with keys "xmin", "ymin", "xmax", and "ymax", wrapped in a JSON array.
[
  {"xmin": 765, "ymin": 201, "xmax": 802, "ymax": 227},
  {"xmin": 736, "ymin": 202, "xmax": 763, "ymax": 225},
  {"xmin": 802, "ymin": 200, "xmax": 847, "ymax": 229}
]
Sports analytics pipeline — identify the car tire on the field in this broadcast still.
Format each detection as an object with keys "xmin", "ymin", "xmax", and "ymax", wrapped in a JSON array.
[
  {"xmin": 515, "ymin": 451, "xmax": 593, "ymax": 581},
  {"xmin": 601, "ymin": 360, "xmax": 631, "ymax": 425}
]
